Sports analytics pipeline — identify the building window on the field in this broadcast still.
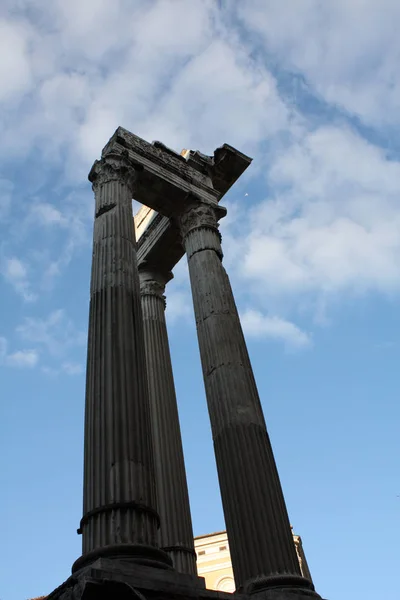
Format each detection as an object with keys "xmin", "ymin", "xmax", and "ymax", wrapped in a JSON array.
[
  {"xmin": 198, "ymin": 550, "xmax": 205, "ymax": 556},
  {"xmin": 216, "ymin": 577, "xmax": 235, "ymax": 593},
  {"xmin": 219, "ymin": 545, "xmax": 227, "ymax": 551}
]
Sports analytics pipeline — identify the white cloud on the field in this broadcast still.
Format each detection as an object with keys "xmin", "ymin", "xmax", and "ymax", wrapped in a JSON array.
[
  {"xmin": 1, "ymin": 1, "xmax": 289, "ymax": 300},
  {"xmin": 4, "ymin": 257, "xmax": 26, "ymax": 279},
  {"xmin": 0, "ymin": 0, "xmax": 289, "ymax": 172},
  {"xmin": 0, "ymin": 19, "xmax": 33, "ymax": 101},
  {"xmin": 41, "ymin": 361, "xmax": 84, "ymax": 376},
  {"xmin": 30, "ymin": 203, "xmax": 67, "ymax": 227},
  {"xmin": 21, "ymin": 192, "xmax": 92, "ymax": 293},
  {"xmin": 17, "ymin": 309, "xmax": 86, "ymax": 356},
  {"xmin": 239, "ymin": 0, "xmax": 400, "ymax": 127},
  {"xmin": 233, "ymin": 125, "xmax": 400, "ymax": 316},
  {"xmin": 0, "ymin": 336, "xmax": 39, "ymax": 368},
  {"xmin": 0, "ymin": 336, "xmax": 7, "ymax": 359},
  {"xmin": 61, "ymin": 361, "xmax": 84, "ymax": 375},
  {"xmin": 13, "ymin": 310, "xmax": 86, "ymax": 374},
  {"xmin": 138, "ymin": 37, "xmax": 288, "ymax": 154},
  {"xmin": 164, "ymin": 254, "xmax": 193, "ymax": 326},
  {"xmin": 0, "ymin": 1, "xmax": 290, "ymax": 310},
  {"xmin": 1, "ymin": 257, "xmax": 36, "ymax": 302},
  {"xmin": 165, "ymin": 291, "xmax": 192, "ymax": 325},
  {"xmin": 1, "ymin": 1, "xmax": 400, "ymax": 336},
  {"xmin": 6, "ymin": 349, "xmax": 39, "ymax": 368},
  {"xmin": 0, "ymin": 178, "xmax": 13, "ymax": 219},
  {"xmin": 241, "ymin": 309, "xmax": 311, "ymax": 349}
]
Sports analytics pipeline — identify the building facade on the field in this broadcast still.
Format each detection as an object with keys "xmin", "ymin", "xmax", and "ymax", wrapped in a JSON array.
[{"xmin": 194, "ymin": 530, "xmax": 312, "ymax": 593}]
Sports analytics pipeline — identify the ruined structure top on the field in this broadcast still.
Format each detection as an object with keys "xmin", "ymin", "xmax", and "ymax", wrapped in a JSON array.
[{"xmin": 97, "ymin": 127, "xmax": 252, "ymax": 215}]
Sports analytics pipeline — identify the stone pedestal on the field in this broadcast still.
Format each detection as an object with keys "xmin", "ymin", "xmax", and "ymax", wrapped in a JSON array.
[
  {"xmin": 74, "ymin": 152, "xmax": 170, "ymax": 571},
  {"xmin": 46, "ymin": 560, "xmax": 209, "ymax": 600},
  {"xmin": 45, "ymin": 563, "xmax": 328, "ymax": 600},
  {"xmin": 178, "ymin": 201, "xmax": 320, "ymax": 598},
  {"xmin": 139, "ymin": 264, "xmax": 197, "ymax": 575}
]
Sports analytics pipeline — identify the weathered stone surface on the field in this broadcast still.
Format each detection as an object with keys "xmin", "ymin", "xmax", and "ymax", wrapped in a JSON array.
[
  {"xmin": 46, "ymin": 560, "xmax": 210, "ymax": 600},
  {"xmin": 52, "ymin": 129, "xmax": 325, "ymax": 600},
  {"xmin": 253, "ymin": 588, "xmax": 324, "ymax": 600},
  {"xmin": 139, "ymin": 265, "xmax": 197, "ymax": 575},
  {"xmin": 137, "ymin": 212, "xmax": 183, "ymax": 275},
  {"xmin": 76, "ymin": 152, "xmax": 170, "ymax": 570},
  {"xmin": 101, "ymin": 127, "xmax": 251, "ymax": 218},
  {"xmin": 46, "ymin": 561, "xmax": 326, "ymax": 600},
  {"xmin": 130, "ymin": 129, "xmax": 251, "ymax": 284},
  {"xmin": 176, "ymin": 202, "xmax": 320, "ymax": 597}
]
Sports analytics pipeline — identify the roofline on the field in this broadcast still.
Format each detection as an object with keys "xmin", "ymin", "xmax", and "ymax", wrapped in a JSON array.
[{"xmin": 194, "ymin": 530, "xmax": 227, "ymax": 540}]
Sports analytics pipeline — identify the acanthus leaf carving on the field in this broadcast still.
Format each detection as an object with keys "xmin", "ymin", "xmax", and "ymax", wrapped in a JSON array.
[
  {"xmin": 140, "ymin": 279, "xmax": 165, "ymax": 300},
  {"xmin": 89, "ymin": 151, "xmax": 136, "ymax": 193},
  {"xmin": 178, "ymin": 201, "xmax": 221, "ymax": 239}
]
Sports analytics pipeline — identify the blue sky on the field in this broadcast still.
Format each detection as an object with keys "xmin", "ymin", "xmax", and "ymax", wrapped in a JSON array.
[{"xmin": 0, "ymin": 1, "xmax": 399, "ymax": 599}]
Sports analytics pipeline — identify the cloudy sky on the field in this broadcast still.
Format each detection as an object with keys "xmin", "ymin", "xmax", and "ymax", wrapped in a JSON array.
[{"xmin": 1, "ymin": 2, "xmax": 399, "ymax": 599}]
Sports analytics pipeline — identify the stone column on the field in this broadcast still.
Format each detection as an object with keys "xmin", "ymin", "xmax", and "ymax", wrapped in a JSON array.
[
  {"xmin": 178, "ymin": 201, "xmax": 320, "ymax": 598},
  {"xmin": 139, "ymin": 264, "xmax": 197, "ymax": 576},
  {"xmin": 73, "ymin": 152, "xmax": 171, "ymax": 572}
]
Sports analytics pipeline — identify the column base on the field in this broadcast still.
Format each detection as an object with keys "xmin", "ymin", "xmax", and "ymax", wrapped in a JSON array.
[
  {"xmin": 72, "ymin": 544, "xmax": 173, "ymax": 573},
  {"xmin": 45, "ymin": 557, "xmax": 328, "ymax": 600},
  {"xmin": 251, "ymin": 590, "xmax": 326, "ymax": 600},
  {"xmin": 47, "ymin": 556, "xmax": 209, "ymax": 600},
  {"xmin": 242, "ymin": 574, "xmax": 324, "ymax": 600},
  {"xmin": 240, "ymin": 574, "xmax": 321, "ymax": 600}
]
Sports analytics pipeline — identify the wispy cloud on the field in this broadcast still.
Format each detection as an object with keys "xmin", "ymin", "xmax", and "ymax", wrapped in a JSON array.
[
  {"xmin": 238, "ymin": 0, "xmax": 400, "ymax": 127},
  {"xmin": 165, "ymin": 290, "xmax": 192, "ymax": 325},
  {"xmin": 217, "ymin": 124, "xmax": 400, "ymax": 324},
  {"xmin": 0, "ymin": 1, "xmax": 288, "ymax": 170},
  {"xmin": 30, "ymin": 203, "xmax": 68, "ymax": 227},
  {"xmin": 1, "ymin": 256, "xmax": 36, "ymax": 302},
  {"xmin": 17, "ymin": 309, "xmax": 86, "ymax": 356},
  {"xmin": 6, "ymin": 349, "xmax": 39, "ymax": 368},
  {"xmin": 10, "ymin": 309, "xmax": 86, "ymax": 375},
  {"xmin": 0, "ymin": 178, "xmax": 13, "ymax": 220},
  {"xmin": 41, "ymin": 361, "xmax": 84, "ymax": 377},
  {"xmin": 0, "ymin": 0, "xmax": 400, "ymax": 346},
  {"xmin": 61, "ymin": 361, "xmax": 84, "ymax": 375},
  {"xmin": 0, "ymin": 336, "xmax": 39, "ymax": 368},
  {"xmin": 241, "ymin": 309, "xmax": 311, "ymax": 350}
]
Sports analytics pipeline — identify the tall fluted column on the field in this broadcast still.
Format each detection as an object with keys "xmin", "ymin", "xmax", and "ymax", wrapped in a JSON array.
[
  {"xmin": 178, "ymin": 201, "xmax": 320, "ymax": 598},
  {"xmin": 73, "ymin": 152, "xmax": 171, "ymax": 572},
  {"xmin": 139, "ymin": 265, "xmax": 197, "ymax": 576}
]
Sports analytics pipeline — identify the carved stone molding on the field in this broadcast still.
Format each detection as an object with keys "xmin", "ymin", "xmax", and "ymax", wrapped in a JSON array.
[
  {"xmin": 89, "ymin": 151, "xmax": 136, "ymax": 193},
  {"xmin": 178, "ymin": 202, "xmax": 221, "ymax": 240},
  {"xmin": 140, "ymin": 278, "xmax": 165, "ymax": 300},
  {"xmin": 139, "ymin": 266, "xmax": 173, "ymax": 309}
]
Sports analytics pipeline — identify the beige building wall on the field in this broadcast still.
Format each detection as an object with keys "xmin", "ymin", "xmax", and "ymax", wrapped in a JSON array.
[
  {"xmin": 194, "ymin": 530, "xmax": 312, "ymax": 593},
  {"xmin": 134, "ymin": 204, "xmax": 156, "ymax": 241},
  {"xmin": 195, "ymin": 531, "xmax": 236, "ymax": 593}
]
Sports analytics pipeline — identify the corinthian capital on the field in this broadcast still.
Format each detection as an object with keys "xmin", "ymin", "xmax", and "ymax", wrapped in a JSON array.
[
  {"xmin": 88, "ymin": 151, "xmax": 136, "ymax": 193},
  {"xmin": 140, "ymin": 279, "xmax": 165, "ymax": 299},
  {"xmin": 178, "ymin": 200, "xmax": 226, "ymax": 240},
  {"xmin": 139, "ymin": 264, "xmax": 173, "ymax": 307}
]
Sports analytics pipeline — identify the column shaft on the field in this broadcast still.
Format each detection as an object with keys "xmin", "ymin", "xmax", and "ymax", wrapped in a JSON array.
[
  {"xmin": 140, "ymin": 269, "xmax": 197, "ymax": 575},
  {"xmin": 180, "ymin": 203, "xmax": 315, "ymax": 594},
  {"xmin": 75, "ymin": 153, "xmax": 170, "ymax": 570}
]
